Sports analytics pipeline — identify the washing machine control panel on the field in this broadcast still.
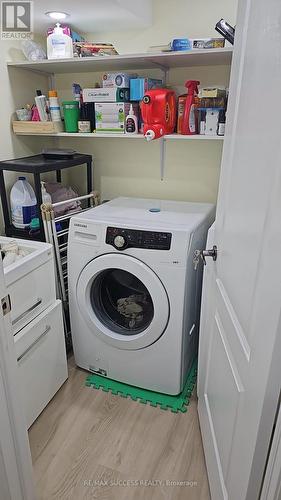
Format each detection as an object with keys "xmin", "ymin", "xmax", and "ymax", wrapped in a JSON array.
[{"xmin": 106, "ymin": 227, "xmax": 172, "ymax": 250}]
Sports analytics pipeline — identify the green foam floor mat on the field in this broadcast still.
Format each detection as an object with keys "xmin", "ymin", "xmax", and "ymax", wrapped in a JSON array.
[{"xmin": 85, "ymin": 359, "xmax": 197, "ymax": 413}]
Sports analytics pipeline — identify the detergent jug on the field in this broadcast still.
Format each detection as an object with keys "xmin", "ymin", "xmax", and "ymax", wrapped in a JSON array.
[{"xmin": 140, "ymin": 89, "xmax": 177, "ymax": 141}]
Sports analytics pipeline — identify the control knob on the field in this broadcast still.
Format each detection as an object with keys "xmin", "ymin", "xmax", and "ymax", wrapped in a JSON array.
[{"xmin": 113, "ymin": 234, "xmax": 127, "ymax": 250}]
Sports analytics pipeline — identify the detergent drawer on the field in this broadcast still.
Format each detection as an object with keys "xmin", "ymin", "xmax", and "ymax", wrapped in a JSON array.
[
  {"xmin": 8, "ymin": 258, "xmax": 56, "ymax": 334},
  {"xmin": 14, "ymin": 300, "xmax": 68, "ymax": 429}
]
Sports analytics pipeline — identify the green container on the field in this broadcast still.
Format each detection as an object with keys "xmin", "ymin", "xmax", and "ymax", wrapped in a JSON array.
[{"xmin": 62, "ymin": 100, "xmax": 79, "ymax": 132}]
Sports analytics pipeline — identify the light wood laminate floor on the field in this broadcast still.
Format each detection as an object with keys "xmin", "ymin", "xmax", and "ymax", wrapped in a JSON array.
[{"xmin": 29, "ymin": 356, "xmax": 210, "ymax": 500}]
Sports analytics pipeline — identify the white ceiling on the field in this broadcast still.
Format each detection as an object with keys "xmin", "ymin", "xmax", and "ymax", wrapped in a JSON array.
[{"xmin": 33, "ymin": 0, "xmax": 152, "ymax": 34}]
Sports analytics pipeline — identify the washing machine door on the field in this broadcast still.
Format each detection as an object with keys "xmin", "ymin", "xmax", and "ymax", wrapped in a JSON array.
[{"xmin": 76, "ymin": 253, "xmax": 169, "ymax": 350}]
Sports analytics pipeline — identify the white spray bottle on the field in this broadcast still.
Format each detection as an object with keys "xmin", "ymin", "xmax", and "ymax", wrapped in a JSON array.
[
  {"xmin": 125, "ymin": 104, "xmax": 138, "ymax": 134},
  {"xmin": 41, "ymin": 181, "xmax": 52, "ymax": 204}
]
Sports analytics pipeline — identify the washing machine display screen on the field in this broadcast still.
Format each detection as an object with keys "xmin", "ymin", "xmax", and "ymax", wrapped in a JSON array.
[
  {"xmin": 90, "ymin": 269, "xmax": 154, "ymax": 335},
  {"xmin": 106, "ymin": 227, "xmax": 172, "ymax": 250}
]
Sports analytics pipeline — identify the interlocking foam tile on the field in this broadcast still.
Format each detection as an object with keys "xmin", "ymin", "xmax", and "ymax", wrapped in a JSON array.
[{"xmin": 85, "ymin": 360, "xmax": 197, "ymax": 413}]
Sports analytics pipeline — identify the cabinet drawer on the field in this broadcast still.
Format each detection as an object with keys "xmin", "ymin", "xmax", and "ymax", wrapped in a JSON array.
[
  {"xmin": 15, "ymin": 300, "xmax": 68, "ymax": 429},
  {"xmin": 9, "ymin": 259, "xmax": 56, "ymax": 335}
]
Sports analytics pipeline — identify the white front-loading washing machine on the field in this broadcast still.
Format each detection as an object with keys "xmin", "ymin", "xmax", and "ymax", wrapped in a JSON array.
[{"xmin": 68, "ymin": 197, "xmax": 215, "ymax": 395}]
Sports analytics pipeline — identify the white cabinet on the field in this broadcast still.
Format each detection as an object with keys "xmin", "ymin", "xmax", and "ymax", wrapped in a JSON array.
[
  {"xmin": 0, "ymin": 236, "xmax": 68, "ymax": 428},
  {"xmin": 14, "ymin": 300, "xmax": 68, "ymax": 429}
]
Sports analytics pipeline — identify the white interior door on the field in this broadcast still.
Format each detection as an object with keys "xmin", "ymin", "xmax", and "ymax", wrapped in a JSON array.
[
  {"xmin": 197, "ymin": 0, "xmax": 281, "ymax": 499},
  {"xmin": 260, "ymin": 402, "xmax": 281, "ymax": 500},
  {"xmin": 0, "ymin": 256, "xmax": 35, "ymax": 500}
]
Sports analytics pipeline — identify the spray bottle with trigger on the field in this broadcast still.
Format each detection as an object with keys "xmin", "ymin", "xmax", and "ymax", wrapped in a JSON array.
[{"xmin": 182, "ymin": 80, "xmax": 200, "ymax": 135}]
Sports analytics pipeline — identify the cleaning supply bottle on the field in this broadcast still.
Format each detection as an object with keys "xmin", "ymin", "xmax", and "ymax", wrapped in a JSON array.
[
  {"xmin": 10, "ymin": 177, "xmax": 37, "ymax": 228},
  {"xmin": 35, "ymin": 90, "xmax": 50, "ymax": 121},
  {"xmin": 48, "ymin": 90, "xmax": 62, "ymax": 122},
  {"xmin": 41, "ymin": 181, "xmax": 52, "ymax": 204},
  {"xmin": 47, "ymin": 23, "xmax": 73, "ymax": 60},
  {"xmin": 181, "ymin": 80, "xmax": 200, "ymax": 135},
  {"xmin": 125, "ymin": 104, "xmax": 138, "ymax": 134},
  {"xmin": 217, "ymin": 109, "xmax": 226, "ymax": 136},
  {"xmin": 140, "ymin": 89, "xmax": 177, "ymax": 141}
]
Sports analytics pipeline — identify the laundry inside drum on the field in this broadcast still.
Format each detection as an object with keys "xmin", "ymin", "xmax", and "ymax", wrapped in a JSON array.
[{"xmin": 90, "ymin": 269, "xmax": 154, "ymax": 335}]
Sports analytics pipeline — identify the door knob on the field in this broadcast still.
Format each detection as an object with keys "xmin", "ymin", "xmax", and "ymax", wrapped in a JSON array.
[
  {"xmin": 193, "ymin": 245, "xmax": 217, "ymax": 270},
  {"xmin": 202, "ymin": 245, "xmax": 217, "ymax": 264}
]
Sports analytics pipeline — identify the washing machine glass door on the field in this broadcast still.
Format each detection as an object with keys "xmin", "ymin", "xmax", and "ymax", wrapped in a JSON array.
[{"xmin": 76, "ymin": 253, "xmax": 169, "ymax": 350}]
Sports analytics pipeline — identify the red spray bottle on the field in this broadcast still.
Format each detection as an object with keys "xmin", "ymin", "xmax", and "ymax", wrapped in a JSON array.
[{"xmin": 180, "ymin": 80, "xmax": 200, "ymax": 135}]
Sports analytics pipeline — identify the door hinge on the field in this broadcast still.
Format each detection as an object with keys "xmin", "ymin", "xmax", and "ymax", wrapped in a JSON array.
[{"xmin": 1, "ymin": 295, "xmax": 11, "ymax": 316}]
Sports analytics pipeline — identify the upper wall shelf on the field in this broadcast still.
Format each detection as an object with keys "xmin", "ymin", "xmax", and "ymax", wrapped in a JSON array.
[
  {"xmin": 7, "ymin": 48, "xmax": 233, "ymax": 75},
  {"xmin": 13, "ymin": 132, "xmax": 224, "ymax": 140}
]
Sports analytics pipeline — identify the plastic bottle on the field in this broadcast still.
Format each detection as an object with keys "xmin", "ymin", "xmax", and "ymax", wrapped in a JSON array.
[
  {"xmin": 125, "ymin": 104, "xmax": 138, "ymax": 134},
  {"xmin": 10, "ymin": 177, "xmax": 37, "ymax": 229},
  {"xmin": 48, "ymin": 90, "xmax": 62, "ymax": 122},
  {"xmin": 21, "ymin": 40, "xmax": 46, "ymax": 61},
  {"xmin": 35, "ymin": 90, "xmax": 50, "ymax": 121},
  {"xmin": 47, "ymin": 23, "xmax": 73, "ymax": 60},
  {"xmin": 72, "ymin": 83, "xmax": 82, "ymax": 102},
  {"xmin": 181, "ymin": 80, "xmax": 200, "ymax": 135},
  {"xmin": 140, "ymin": 89, "xmax": 177, "ymax": 141},
  {"xmin": 31, "ymin": 105, "xmax": 40, "ymax": 121},
  {"xmin": 41, "ymin": 181, "xmax": 52, "ymax": 204},
  {"xmin": 29, "ymin": 218, "xmax": 41, "ymax": 238},
  {"xmin": 217, "ymin": 109, "xmax": 226, "ymax": 136}
]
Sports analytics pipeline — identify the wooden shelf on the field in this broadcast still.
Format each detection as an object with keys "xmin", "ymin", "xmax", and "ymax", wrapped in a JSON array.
[
  {"xmin": 13, "ymin": 131, "xmax": 224, "ymax": 140},
  {"xmin": 7, "ymin": 48, "xmax": 233, "ymax": 74}
]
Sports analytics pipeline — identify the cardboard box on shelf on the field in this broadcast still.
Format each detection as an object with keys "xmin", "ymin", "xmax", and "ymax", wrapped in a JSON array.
[
  {"xmin": 83, "ymin": 88, "xmax": 130, "ymax": 103},
  {"xmin": 191, "ymin": 38, "xmax": 225, "ymax": 49},
  {"xmin": 199, "ymin": 87, "xmax": 226, "ymax": 98},
  {"xmin": 102, "ymin": 72, "xmax": 138, "ymax": 88},
  {"xmin": 95, "ymin": 102, "xmax": 139, "ymax": 133},
  {"xmin": 130, "ymin": 78, "xmax": 163, "ymax": 101},
  {"xmin": 73, "ymin": 42, "xmax": 118, "ymax": 57}
]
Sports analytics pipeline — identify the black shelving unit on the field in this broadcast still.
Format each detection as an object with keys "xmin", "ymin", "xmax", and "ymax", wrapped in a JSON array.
[{"xmin": 0, "ymin": 153, "xmax": 93, "ymax": 241}]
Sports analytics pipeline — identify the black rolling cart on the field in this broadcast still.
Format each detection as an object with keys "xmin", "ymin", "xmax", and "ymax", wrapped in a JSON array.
[{"xmin": 0, "ymin": 153, "xmax": 93, "ymax": 241}]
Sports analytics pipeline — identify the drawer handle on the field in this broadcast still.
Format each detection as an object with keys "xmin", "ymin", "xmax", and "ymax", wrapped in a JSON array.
[
  {"xmin": 12, "ymin": 298, "xmax": 42, "ymax": 326},
  {"xmin": 17, "ymin": 325, "xmax": 51, "ymax": 362}
]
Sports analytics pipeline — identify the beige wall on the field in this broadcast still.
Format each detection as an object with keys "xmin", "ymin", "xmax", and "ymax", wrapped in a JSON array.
[
  {"xmin": 85, "ymin": 0, "xmax": 237, "ymax": 54},
  {"xmin": 55, "ymin": 63, "xmax": 231, "ymax": 202},
  {"xmin": 60, "ymin": 0, "xmax": 237, "ymax": 204},
  {"xmin": 1, "ymin": 0, "xmax": 238, "ymax": 234}
]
